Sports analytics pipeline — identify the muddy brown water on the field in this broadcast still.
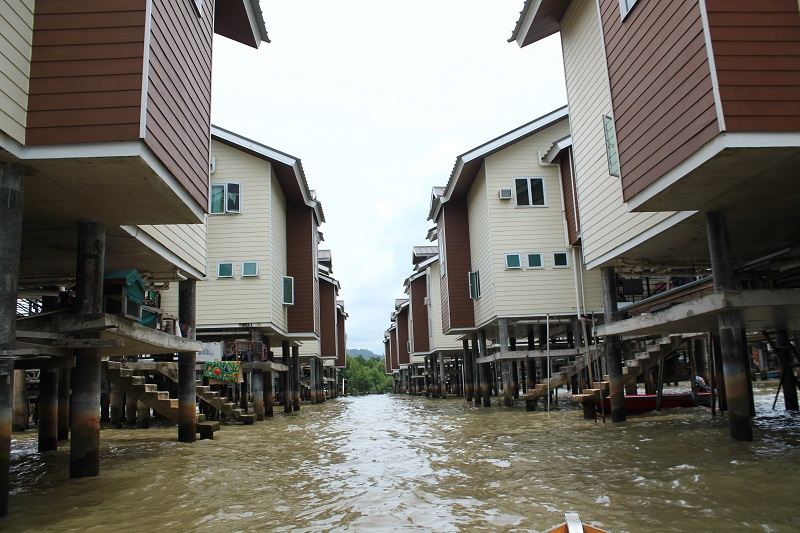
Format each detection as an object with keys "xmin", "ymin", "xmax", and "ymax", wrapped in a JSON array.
[{"xmin": 5, "ymin": 381, "xmax": 800, "ymax": 532}]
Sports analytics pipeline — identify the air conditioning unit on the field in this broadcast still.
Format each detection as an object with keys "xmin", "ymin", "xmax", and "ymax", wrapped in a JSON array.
[
  {"xmin": 498, "ymin": 188, "xmax": 513, "ymax": 200},
  {"xmin": 423, "ymin": 296, "xmax": 430, "ymax": 305}
]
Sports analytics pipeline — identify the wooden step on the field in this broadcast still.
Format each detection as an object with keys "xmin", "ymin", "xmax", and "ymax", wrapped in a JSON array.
[
  {"xmin": 197, "ymin": 421, "xmax": 220, "ymax": 440},
  {"xmin": 196, "ymin": 413, "xmax": 206, "ymax": 423},
  {"xmin": 131, "ymin": 376, "xmax": 146, "ymax": 385},
  {"xmin": 238, "ymin": 414, "xmax": 256, "ymax": 425},
  {"xmin": 144, "ymin": 384, "xmax": 157, "ymax": 393},
  {"xmin": 107, "ymin": 361, "xmax": 122, "ymax": 370}
]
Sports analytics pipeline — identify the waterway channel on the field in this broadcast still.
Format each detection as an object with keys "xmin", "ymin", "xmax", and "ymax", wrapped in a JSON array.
[{"xmin": 5, "ymin": 381, "xmax": 800, "ymax": 532}]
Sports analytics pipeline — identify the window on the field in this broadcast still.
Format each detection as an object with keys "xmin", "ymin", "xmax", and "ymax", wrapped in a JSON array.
[
  {"xmin": 241, "ymin": 260, "xmax": 259, "ymax": 278},
  {"xmin": 514, "ymin": 177, "xmax": 546, "ymax": 207},
  {"xmin": 505, "ymin": 253, "xmax": 522, "ymax": 270},
  {"xmin": 527, "ymin": 252, "xmax": 544, "ymax": 269},
  {"xmin": 283, "ymin": 276, "xmax": 294, "ymax": 306},
  {"xmin": 553, "ymin": 252, "xmax": 570, "ymax": 268},
  {"xmin": 217, "ymin": 261, "xmax": 234, "ymax": 278},
  {"xmin": 603, "ymin": 115, "xmax": 620, "ymax": 177},
  {"xmin": 468, "ymin": 271, "xmax": 481, "ymax": 300},
  {"xmin": 619, "ymin": 0, "xmax": 638, "ymax": 19},
  {"xmin": 210, "ymin": 182, "xmax": 241, "ymax": 214}
]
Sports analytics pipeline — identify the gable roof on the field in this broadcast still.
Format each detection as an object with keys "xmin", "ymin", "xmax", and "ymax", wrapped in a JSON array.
[
  {"xmin": 508, "ymin": 0, "xmax": 572, "ymax": 48},
  {"xmin": 211, "ymin": 125, "xmax": 324, "ymax": 223},
  {"xmin": 429, "ymin": 106, "xmax": 569, "ymax": 221},
  {"xmin": 215, "ymin": 0, "xmax": 270, "ymax": 49}
]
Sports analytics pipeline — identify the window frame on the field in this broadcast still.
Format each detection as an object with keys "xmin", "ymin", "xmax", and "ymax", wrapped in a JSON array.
[
  {"xmin": 504, "ymin": 253, "xmax": 522, "ymax": 270},
  {"xmin": 618, "ymin": 0, "xmax": 638, "ymax": 20},
  {"xmin": 241, "ymin": 260, "xmax": 260, "ymax": 278},
  {"xmin": 552, "ymin": 251, "xmax": 570, "ymax": 269},
  {"xmin": 282, "ymin": 276, "xmax": 295, "ymax": 306},
  {"xmin": 603, "ymin": 115, "xmax": 620, "ymax": 178},
  {"xmin": 468, "ymin": 271, "xmax": 481, "ymax": 300},
  {"xmin": 209, "ymin": 182, "xmax": 242, "ymax": 215},
  {"xmin": 513, "ymin": 177, "xmax": 547, "ymax": 208},
  {"xmin": 526, "ymin": 252, "xmax": 544, "ymax": 270},
  {"xmin": 216, "ymin": 261, "xmax": 234, "ymax": 279}
]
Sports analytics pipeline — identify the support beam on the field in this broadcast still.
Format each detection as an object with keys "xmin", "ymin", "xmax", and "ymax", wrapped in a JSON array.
[
  {"xmin": 478, "ymin": 330, "xmax": 491, "ymax": 407},
  {"xmin": 12, "ymin": 370, "xmax": 27, "ymax": 431},
  {"xmin": 499, "ymin": 319, "xmax": 512, "ymax": 406},
  {"xmin": 707, "ymin": 211, "xmax": 752, "ymax": 441},
  {"xmin": 70, "ymin": 221, "xmax": 105, "ymax": 479},
  {"xmin": 58, "ymin": 368, "xmax": 70, "ymax": 440},
  {"xmin": 136, "ymin": 401, "xmax": 150, "ymax": 429},
  {"xmin": 282, "ymin": 341, "xmax": 291, "ymax": 414},
  {"xmin": 38, "ymin": 369, "xmax": 58, "ymax": 452},
  {"xmin": 602, "ymin": 266, "xmax": 625, "ymax": 423},
  {"xmin": 178, "ymin": 280, "xmax": 197, "ymax": 442},
  {"xmin": 463, "ymin": 339, "xmax": 474, "ymax": 403},
  {"xmin": 125, "ymin": 390, "xmax": 137, "ymax": 426},
  {"xmin": 438, "ymin": 352, "xmax": 446, "ymax": 399}
]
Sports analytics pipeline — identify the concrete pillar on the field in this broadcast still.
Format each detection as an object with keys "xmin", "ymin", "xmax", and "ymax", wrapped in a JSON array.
[
  {"xmin": 510, "ymin": 339, "xmax": 519, "ymax": 399},
  {"xmin": 499, "ymin": 319, "xmax": 512, "ymax": 406},
  {"xmin": 707, "ymin": 211, "xmax": 752, "ymax": 441},
  {"xmin": 462, "ymin": 339, "xmax": 474, "ymax": 402},
  {"xmin": 136, "ymin": 401, "xmax": 150, "ymax": 429},
  {"xmin": 0, "ymin": 164, "xmax": 24, "ymax": 515},
  {"xmin": 109, "ymin": 383, "xmax": 123, "ymax": 425},
  {"xmin": 438, "ymin": 352, "xmax": 446, "ymax": 399},
  {"xmin": 264, "ymin": 371, "xmax": 274, "ymax": 418},
  {"xmin": 178, "ymin": 280, "xmax": 197, "ymax": 442},
  {"xmin": 38, "ymin": 369, "xmax": 59, "ymax": 452},
  {"xmin": 478, "ymin": 330, "xmax": 491, "ymax": 407},
  {"xmin": 775, "ymin": 330, "xmax": 799, "ymax": 411},
  {"xmin": 601, "ymin": 266, "xmax": 626, "ymax": 423},
  {"xmin": 12, "ymin": 370, "xmax": 27, "ymax": 431},
  {"xmin": 292, "ymin": 346, "xmax": 301, "ymax": 411},
  {"xmin": 310, "ymin": 358, "xmax": 318, "ymax": 405},
  {"xmin": 125, "ymin": 391, "xmax": 137, "ymax": 426},
  {"xmin": 526, "ymin": 325, "xmax": 535, "ymax": 393},
  {"xmin": 282, "ymin": 341, "xmax": 291, "ymax": 414},
  {"xmin": 70, "ymin": 221, "xmax": 105, "ymax": 479},
  {"xmin": 58, "ymin": 368, "xmax": 70, "ymax": 440}
]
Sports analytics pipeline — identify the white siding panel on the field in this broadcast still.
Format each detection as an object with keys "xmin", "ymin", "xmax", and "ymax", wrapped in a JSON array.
[
  {"xmin": 270, "ymin": 168, "xmax": 289, "ymax": 332},
  {"xmin": 467, "ymin": 165, "xmax": 495, "ymax": 326},
  {"xmin": 0, "ymin": 0, "xmax": 33, "ymax": 143},
  {"xmin": 561, "ymin": 0, "xmax": 675, "ymax": 267},
  {"xmin": 195, "ymin": 141, "xmax": 272, "ymax": 326},
  {"xmin": 299, "ymin": 339, "xmax": 320, "ymax": 357},
  {"xmin": 136, "ymin": 222, "xmax": 207, "ymax": 275},
  {"xmin": 483, "ymin": 121, "xmax": 594, "ymax": 317}
]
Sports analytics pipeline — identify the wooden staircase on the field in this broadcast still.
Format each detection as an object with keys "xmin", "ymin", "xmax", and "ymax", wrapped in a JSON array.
[
  {"xmin": 571, "ymin": 336, "xmax": 681, "ymax": 405},
  {"xmin": 519, "ymin": 351, "xmax": 596, "ymax": 410},
  {"xmin": 104, "ymin": 361, "xmax": 220, "ymax": 439}
]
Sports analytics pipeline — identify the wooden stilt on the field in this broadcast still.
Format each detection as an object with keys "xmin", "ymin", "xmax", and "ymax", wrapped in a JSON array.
[
  {"xmin": 438, "ymin": 352, "xmax": 446, "ymax": 399},
  {"xmin": 463, "ymin": 339, "xmax": 474, "ymax": 402},
  {"xmin": 70, "ymin": 221, "xmax": 105, "ymax": 479},
  {"xmin": 125, "ymin": 390, "xmax": 137, "ymax": 426},
  {"xmin": 38, "ymin": 369, "xmax": 58, "ymax": 452},
  {"xmin": 499, "ymin": 319, "xmax": 512, "ymax": 407},
  {"xmin": 136, "ymin": 401, "xmax": 149, "ymax": 429},
  {"xmin": 12, "ymin": 370, "xmax": 27, "ymax": 431},
  {"xmin": 58, "ymin": 368, "xmax": 70, "ymax": 440},
  {"xmin": 282, "ymin": 341, "xmax": 291, "ymax": 413},
  {"xmin": 601, "ymin": 266, "xmax": 626, "ymax": 423},
  {"xmin": 178, "ymin": 280, "xmax": 197, "ymax": 442},
  {"xmin": 478, "ymin": 330, "xmax": 491, "ymax": 407},
  {"xmin": 292, "ymin": 346, "xmax": 300, "ymax": 411}
]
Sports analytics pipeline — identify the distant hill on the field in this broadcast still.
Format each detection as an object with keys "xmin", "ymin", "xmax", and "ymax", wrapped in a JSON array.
[{"xmin": 347, "ymin": 348, "xmax": 382, "ymax": 360}]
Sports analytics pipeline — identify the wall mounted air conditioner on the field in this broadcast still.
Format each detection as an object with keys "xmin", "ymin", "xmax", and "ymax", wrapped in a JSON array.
[{"xmin": 498, "ymin": 188, "xmax": 513, "ymax": 200}]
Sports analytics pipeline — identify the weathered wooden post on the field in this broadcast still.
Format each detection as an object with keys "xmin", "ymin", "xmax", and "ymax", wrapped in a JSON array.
[
  {"xmin": 38, "ymin": 369, "xmax": 59, "ymax": 452},
  {"xmin": 109, "ymin": 382, "xmax": 123, "ymax": 426},
  {"xmin": 499, "ymin": 319, "xmax": 512, "ymax": 407},
  {"xmin": 58, "ymin": 368, "xmax": 70, "ymax": 440},
  {"xmin": 601, "ymin": 266, "xmax": 626, "ymax": 423},
  {"xmin": 310, "ymin": 357, "xmax": 318, "ymax": 405},
  {"xmin": 71, "ymin": 221, "xmax": 105, "ymax": 478},
  {"xmin": 775, "ymin": 330, "xmax": 798, "ymax": 411},
  {"xmin": 282, "ymin": 341, "xmax": 291, "ymax": 414},
  {"xmin": 12, "ymin": 370, "xmax": 27, "ymax": 431},
  {"xmin": 292, "ymin": 345, "xmax": 301, "ymax": 412},
  {"xmin": 510, "ymin": 338, "xmax": 519, "ymax": 400},
  {"xmin": 177, "ymin": 279, "xmax": 197, "ymax": 441},
  {"xmin": 438, "ymin": 352, "xmax": 446, "ymax": 399},
  {"xmin": 707, "ymin": 211, "xmax": 752, "ymax": 440},
  {"xmin": 526, "ymin": 325, "xmax": 535, "ymax": 393},
  {"xmin": 463, "ymin": 339, "xmax": 474, "ymax": 403},
  {"xmin": 478, "ymin": 330, "xmax": 491, "ymax": 407}
]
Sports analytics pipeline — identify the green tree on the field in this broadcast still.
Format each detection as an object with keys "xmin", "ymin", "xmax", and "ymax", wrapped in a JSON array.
[{"xmin": 344, "ymin": 354, "xmax": 392, "ymax": 394}]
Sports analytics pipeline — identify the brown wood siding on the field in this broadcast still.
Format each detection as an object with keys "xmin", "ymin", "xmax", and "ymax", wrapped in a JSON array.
[
  {"xmin": 410, "ymin": 277, "xmax": 430, "ymax": 353},
  {"xmin": 336, "ymin": 310, "xmax": 346, "ymax": 367},
  {"xmin": 287, "ymin": 204, "xmax": 315, "ymax": 334},
  {"xmin": 384, "ymin": 340, "xmax": 391, "ymax": 373},
  {"xmin": 396, "ymin": 308, "xmax": 410, "ymax": 365},
  {"xmin": 560, "ymin": 148, "xmax": 580, "ymax": 246},
  {"xmin": 389, "ymin": 330, "xmax": 398, "ymax": 370},
  {"xmin": 145, "ymin": 0, "xmax": 212, "ymax": 212},
  {"xmin": 319, "ymin": 280, "xmax": 337, "ymax": 357},
  {"xmin": 707, "ymin": 0, "xmax": 800, "ymax": 132},
  {"xmin": 27, "ymin": 1, "xmax": 147, "ymax": 145},
  {"xmin": 439, "ymin": 199, "xmax": 474, "ymax": 333},
  {"xmin": 599, "ymin": 0, "xmax": 720, "ymax": 202}
]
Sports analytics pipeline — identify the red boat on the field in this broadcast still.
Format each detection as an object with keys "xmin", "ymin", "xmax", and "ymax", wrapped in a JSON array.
[{"xmin": 599, "ymin": 392, "xmax": 711, "ymax": 414}]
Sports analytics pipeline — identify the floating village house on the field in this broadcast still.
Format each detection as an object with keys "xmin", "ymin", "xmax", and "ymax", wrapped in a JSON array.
[
  {"xmin": 317, "ymin": 249, "xmax": 346, "ymax": 400},
  {"xmin": 511, "ymin": 0, "xmax": 800, "ymax": 439},
  {"xmin": 160, "ymin": 127, "xmax": 343, "ymax": 417},
  {"xmin": 426, "ymin": 107, "xmax": 605, "ymax": 407},
  {"xmin": 0, "ymin": 0, "xmax": 270, "ymax": 515}
]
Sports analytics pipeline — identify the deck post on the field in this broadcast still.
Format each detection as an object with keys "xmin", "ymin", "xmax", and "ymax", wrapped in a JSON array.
[
  {"xmin": 471, "ymin": 333, "xmax": 480, "ymax": 405},
  {"xmin": 109, "ymin": 382, "xmax": 123, "ymax": 425},
  {"xmin": 478, "ymin": 330, "xmax": 491, "ymax": 407},
  {"xmin": 250, "ymin": 330, "xmax": 265, "ymax": 420},
  {"xmin": 264, "ymin": 339, "xmax": 274, "ymax": 417},
  {"xmin": 38, "ymin": 369, "xmax": 59, "ymax": 452},
  {"xmin": 707, "ymin": 211, "xmax": 752, "ymax": 440},
  {"xmin": 0, "ymin": 164, "xmax": 25, "ymax": 515},
  {"xmin": 526, "ymin": 325, "xmax": 535, "ymax": 393},
  {"xmin": 310, "ymin": 357, "xmax": 318, "ymax": 405},
  {"xmin": 125, "ymin": 390, "xmax": 137, "ymax": 426},
  {"xmin": 58, "ymin": 368, "xmax": 70, "ymax": 440},
  {"xmin": 136, "ymin": 401, "xmax": 149, "ymax": 429},
  {"xmin": 70, "ymin": 221, "xmax": 105, "ymax": 479},
  {"xmin": 462, "ymin": 339, "xmax": 474, "ymax": 403},
  {"xmin": 601, "ymin": 266, "xmax": 626, "ymax": 423},
  {"xmin": 510, "ymin": 339, "xmax": 519, "ymax": 399},
  {"xmin": 775, "ymin": 330, "xmax": 799, "ymax": 411},
  {"xmin": 177, "ymin": 280, "xmax": 197, "ymax": 442},
  {"xmin": 292, "ymin": 346, "xmax": 300, "ymax": 412}
]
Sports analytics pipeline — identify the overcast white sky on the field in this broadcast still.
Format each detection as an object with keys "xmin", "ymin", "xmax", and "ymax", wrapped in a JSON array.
[{"xmin": 211, "ymin": 1, "xmax": 567, "ymax": 354}]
